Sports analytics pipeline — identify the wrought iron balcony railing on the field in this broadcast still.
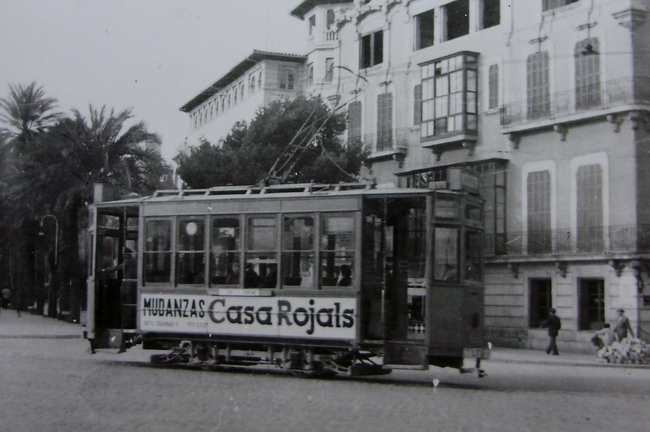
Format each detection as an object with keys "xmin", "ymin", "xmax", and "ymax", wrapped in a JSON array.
[
  {"xmin": 347, "ymin": 128, "xmax": 409, "ymax": 153},
  {"xmin": 484, "ymin": 224, "xmax": 650, "ymax": 258},
  {"xmin": 366, "ymin": 128, "xmax": 408, "ymax": 153},
  {"xmin": 500, "ymin": 76, "xmax": 650, "ymax": 127}
]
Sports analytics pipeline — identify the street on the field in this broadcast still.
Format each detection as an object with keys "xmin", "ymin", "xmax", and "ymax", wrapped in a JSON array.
[{"xmin": 1, "ymin": 336, "xmax": 649, "ymax": 432}]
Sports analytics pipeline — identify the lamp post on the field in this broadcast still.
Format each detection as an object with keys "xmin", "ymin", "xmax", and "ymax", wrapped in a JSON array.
[{"xmin": 39, "ymin": 214, "xmax": 58, "ymax": 265}]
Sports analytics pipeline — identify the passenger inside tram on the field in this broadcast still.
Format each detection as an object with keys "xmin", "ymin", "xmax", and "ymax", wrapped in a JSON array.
[{"xmin": 338, "ymin": 264, "xmax": 352, "ymax": 286}]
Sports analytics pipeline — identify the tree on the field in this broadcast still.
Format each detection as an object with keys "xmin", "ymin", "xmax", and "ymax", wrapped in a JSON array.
[
  {"xmin": 0, "ymin": 83, "xmax": 61, "ymax": 314},
  {"xmin": 0, "ymin": 82, "xmax": 61, "ymax": 145},
  {"xmin": 175, "ymin": 96, "xmax": 369, "ymax": 188},
  {"xmin": 7, "ymin": 105, "xmax": 169, "ymax": 319}
]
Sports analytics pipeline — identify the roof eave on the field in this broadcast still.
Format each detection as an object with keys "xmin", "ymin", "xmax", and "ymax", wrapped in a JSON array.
[{"xmin": 180, "ymin": 50, "xmax": 307, "ymax": 113}]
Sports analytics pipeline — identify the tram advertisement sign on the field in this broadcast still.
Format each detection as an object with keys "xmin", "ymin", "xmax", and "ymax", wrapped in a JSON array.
[{"xmin": 140, "ymin": 294, "xmax": 357, "ymax": 340}]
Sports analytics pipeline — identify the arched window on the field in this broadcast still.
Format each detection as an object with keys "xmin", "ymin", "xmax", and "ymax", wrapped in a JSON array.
[{"xmin": 250, "ymin": 74, "xmax": 256, "ymax": 93}]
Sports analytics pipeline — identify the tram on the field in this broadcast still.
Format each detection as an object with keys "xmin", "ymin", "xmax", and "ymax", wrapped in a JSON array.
[{"xmin": 83, "ymin": 169, "xmax": 490, "ymax": 377}]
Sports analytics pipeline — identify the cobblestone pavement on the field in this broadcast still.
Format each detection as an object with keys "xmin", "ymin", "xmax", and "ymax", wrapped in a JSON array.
[
  {"xmin": 1, "ymin": 311, "xmax": 646, "ymax": 369},
  {"xmin": 1, "ymin": 312, "xmax": 650, "ymax": 431}
]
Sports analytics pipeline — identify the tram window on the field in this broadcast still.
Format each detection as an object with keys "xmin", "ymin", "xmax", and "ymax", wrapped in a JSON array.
[
  {"xmin": 126, "ymin": 217, "xmax": 139, "ymax": 231},
  {"xmin": 282, "ymin": 216, "xmax": 315, "ymax": 288},
  {"xmin": 246, "ymin": 217, "xmax": 278, "ymax": 288},
  {"xmin": 465, "ymin": 204, "xmax": 481, "ymax": 222},
  {"xmin": 434, "ymin": 227, "xmax": 458, "ymax": 281},
  {"xmin": 124, "ymin": 239, "xmax": 138, "ymax": 280},
  {"xmin": 176, "ymin": 218, "xmax": 206, "ymax": 285},
  {"xmin": 98, "ymin": 214, "xmax": 120, "ymax": 230},
  {"xmin": 98, "ymin": 236, "xmax": 119, "ymax": 278},
  {"xmin": 464, "ymin": 230, "xmax": 482, "ymax": 282},
  {"xmin": 406, "ymin": 207, "xmax": 427, "ymax": 280},
  {"xmin": 211, "ymin": 217, "xmax": 240, "ymax": 286},
  {"xmin": 144, "ymin": 219, "xmax": 172, "ymax": 284},
  {"xmin": 435, "ymin": 198, "xmax": 459, "ymax": 219},
  {"xmin": 321, "ymin": 215, "xmax": 355, "ymax": 287}
]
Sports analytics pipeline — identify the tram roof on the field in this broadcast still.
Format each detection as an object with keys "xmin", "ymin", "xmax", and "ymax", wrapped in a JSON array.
[{"xmin": 91, "ymin": 182, "xmax": 467, "ymax": 209}]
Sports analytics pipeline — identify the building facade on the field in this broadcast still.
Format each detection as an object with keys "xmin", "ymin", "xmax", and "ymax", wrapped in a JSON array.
[
  {"xmin": 183, "ymin": 0, "xmax": 650, "ymax": 352},
  {"xmin": 180, "ymin": 50, "xmax": 307, "ymax": 146}
]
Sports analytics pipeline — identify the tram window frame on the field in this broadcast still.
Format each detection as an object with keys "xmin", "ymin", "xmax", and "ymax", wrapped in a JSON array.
[
  {"xmin": 464, "ymin": 229, "xmax": 482, "ymax": 282},
  {"xmin": 433, "ymin": 226, "xmax": 460, "ymax": 281},
  {"xmin": 282, "ymin": 214, "xmax": 316, "ymax": 289},
  {"xmin": 98, "ymin": 213, "xmax": 120, "ymax": 230},
  {"xmin": 175, "ymin": 217, "xmax": 207, "ymax": 286},
  {"xmin": 210, "ymin": 216, "xmax": 241, "ymax": 287},
  {"xmin": 321, "ymin": 213, "xmax": 356, "ymax": 288},
  {"xmin": 143, "ymin": 218, "xmax": 173, "ymax": 285},
  {"xmin": 245, "ymin": 215, "xmax": 279, "ymax": 288}
]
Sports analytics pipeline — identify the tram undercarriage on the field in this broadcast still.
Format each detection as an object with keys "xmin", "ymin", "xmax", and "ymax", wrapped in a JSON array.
[
  {"xmin": 148, "ymin": 340, "xmax": 391, "ymax": 377},
  {"xmin": 144, "ymin": 339, "xmax": 487, "ymax": 377}
]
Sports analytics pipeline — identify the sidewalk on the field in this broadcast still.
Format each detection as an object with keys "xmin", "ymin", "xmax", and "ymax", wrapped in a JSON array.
[
  {"xmin": 1, "ymin": 310, "xmax": 647, "ymax": 368},
  {"xmin": 0, "ymin": 309, "xmax": 82, "ymax": 339}
]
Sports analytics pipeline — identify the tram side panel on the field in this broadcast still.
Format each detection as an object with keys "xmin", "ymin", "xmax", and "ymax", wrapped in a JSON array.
[{"xmin": 138, "ymin": 293, "xmax": 360, "ymax": 348}]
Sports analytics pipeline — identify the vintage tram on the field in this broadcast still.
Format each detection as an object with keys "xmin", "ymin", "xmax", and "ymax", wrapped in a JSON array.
[{"xmin": 84, "ymin": 171, "xmax": 490, "ymax": 377}]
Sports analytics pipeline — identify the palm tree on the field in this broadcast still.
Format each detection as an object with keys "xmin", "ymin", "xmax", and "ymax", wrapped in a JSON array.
[
  {"xmin": 0, "ymin": 83, "xmax": 61, "ymax": 314},
  {"xmin": 11, "ymin": 105, "xmax": 169, "ymax": 319},
  {"xmin": 0, "ymin": 82, "xmax": 60, "ymax": 143}
]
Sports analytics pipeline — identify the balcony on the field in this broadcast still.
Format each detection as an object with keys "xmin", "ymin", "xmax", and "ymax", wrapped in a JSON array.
[
  {"xmin": 500, "ymin": 77, "xmax": 650, "ymax": 131},
  {"xmin": 485, "ymin": 224, "xmax": 650, "ymax": 259},
  {"xmin": 310, "ymin": 31, "xmax": 339, "ymax": 48},
  {"xmin": 361, "ymin": 128, "xmax": 409, "ymax": 167},
  {"xmin": 324, "ymin": 30, "xmax": 338, "ymax": 42}
]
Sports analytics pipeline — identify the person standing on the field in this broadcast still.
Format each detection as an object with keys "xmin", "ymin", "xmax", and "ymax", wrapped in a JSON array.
[
  {"xmin": 15, "ymin": 293, "xmax": 22, "ymax": 318},
  {"xmin": 613, "ymin": 308, "xmax": 634, "ymax": 341},
  {"xmin": 542, "ymin": 308, "xmax": 561, "ymax": 355},
  {"xmin": 592, "ymin": 323, "xmax": 616, "ymax": 349},
  {"xmin": 1, "ymin": 287, "xmax": 10, "ymax": 310}
]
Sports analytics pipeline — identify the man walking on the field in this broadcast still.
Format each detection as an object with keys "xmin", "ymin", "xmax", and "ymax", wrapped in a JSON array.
[{"xmin": 543, "ymin": 308, "xmax": 561, "ymax": 355}]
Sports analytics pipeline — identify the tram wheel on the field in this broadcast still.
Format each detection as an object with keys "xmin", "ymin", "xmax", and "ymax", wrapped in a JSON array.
[{"xmin": 150, "ymin": 347, "xmax": 190, "ymax": 364}]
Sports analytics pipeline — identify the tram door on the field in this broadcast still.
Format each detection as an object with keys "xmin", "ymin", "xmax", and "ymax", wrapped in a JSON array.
[
  {"xmin": 90, "ymin": 206, "xmax": 139, "ymax": 349},
  {"xmin": 362, "ymin": 196, "xmax": 428, "ymax": 366}
]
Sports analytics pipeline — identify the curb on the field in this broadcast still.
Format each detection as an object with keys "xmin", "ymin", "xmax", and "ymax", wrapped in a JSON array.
[
  {"xmin": 0, "ymin": 335, "xmax": 82, "ymax": 339},
  {"xmin": 489, "ymin": 357, "xmax": 650, "ymax": 369}
]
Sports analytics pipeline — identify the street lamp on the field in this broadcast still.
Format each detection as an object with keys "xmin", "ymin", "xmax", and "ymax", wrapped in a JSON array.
[{"xmin": 39, "ymin": 214, "xmax": 58, "ymax": 265}]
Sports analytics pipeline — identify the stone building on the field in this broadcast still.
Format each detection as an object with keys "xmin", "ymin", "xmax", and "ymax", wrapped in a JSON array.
[{"xmin": 180, "ymin": 50, "xmax": 307, "ymax": 146}]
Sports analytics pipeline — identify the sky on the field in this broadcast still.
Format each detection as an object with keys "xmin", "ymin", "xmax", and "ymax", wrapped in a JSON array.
[{"xmin": 0, "ymin": 0, "xmax": 306, "ymax": 162}]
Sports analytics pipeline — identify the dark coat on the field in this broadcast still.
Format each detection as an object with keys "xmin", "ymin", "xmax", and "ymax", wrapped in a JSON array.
[{"xmin": 543, "ymin": 315, "xmax": 562, "ymax": 336}]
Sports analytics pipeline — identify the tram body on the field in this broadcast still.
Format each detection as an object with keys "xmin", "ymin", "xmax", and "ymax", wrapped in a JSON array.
[{"xmin": 84, "ymin": 175, "xmax": 490, "ymax": 376}]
